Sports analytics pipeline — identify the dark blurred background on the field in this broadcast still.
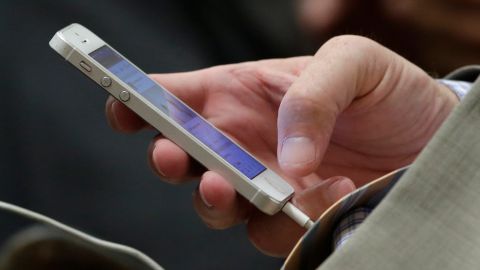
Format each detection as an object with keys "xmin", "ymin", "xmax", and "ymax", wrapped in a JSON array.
[
  {"xmin": 0, "ymin": 1, "xmax": 309, "ymax": 269},
  {"xmin": 0, "ymin": 0, "xmax": 478, "ymax": 269}
]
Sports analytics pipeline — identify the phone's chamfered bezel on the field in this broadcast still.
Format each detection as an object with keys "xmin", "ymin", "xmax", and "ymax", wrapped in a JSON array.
[{"xmin": 49, "ymin": 23, "xmax": 294, "ymax": 215}]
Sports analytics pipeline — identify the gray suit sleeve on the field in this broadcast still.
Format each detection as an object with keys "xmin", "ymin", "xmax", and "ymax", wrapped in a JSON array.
[{"xmin": 317, "ymin": 67, "xmax": 480, "ymax": 270}]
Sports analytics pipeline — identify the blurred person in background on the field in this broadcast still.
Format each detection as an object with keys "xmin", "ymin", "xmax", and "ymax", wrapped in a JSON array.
[{"xmin": 297, "ymin": 0, "xmax": 480, "ymax": 75}]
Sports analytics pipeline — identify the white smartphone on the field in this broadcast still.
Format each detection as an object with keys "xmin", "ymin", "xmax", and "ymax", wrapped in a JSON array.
[{"xmin": 49, "ymin": 23, "xmax": 295, "ymax": 216}]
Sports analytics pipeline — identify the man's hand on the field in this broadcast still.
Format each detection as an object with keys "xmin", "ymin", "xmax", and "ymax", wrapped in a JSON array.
[{"xmin": 105, "ymin": 36, "xmax": 457, "ymax": 257}]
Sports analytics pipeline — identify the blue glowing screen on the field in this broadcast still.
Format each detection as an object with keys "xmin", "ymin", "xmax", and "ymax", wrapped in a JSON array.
[{"xmin": 90, "ymin": 46, "xmax": 265, "ymax": 179}]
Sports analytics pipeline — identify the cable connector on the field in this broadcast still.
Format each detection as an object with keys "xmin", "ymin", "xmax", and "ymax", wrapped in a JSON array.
[{"xmin": 282, "ymin": 202, "xmax": 314, "ymax": 229}]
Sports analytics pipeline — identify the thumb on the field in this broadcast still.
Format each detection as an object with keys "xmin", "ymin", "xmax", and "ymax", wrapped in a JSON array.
[{"xmin": 277, "ymin": 35, "xmax": 394, "ymax": 176}]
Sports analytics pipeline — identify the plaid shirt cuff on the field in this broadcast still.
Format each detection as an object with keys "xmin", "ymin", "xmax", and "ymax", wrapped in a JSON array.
[
  {"xmin": 437, "ymin": 79, "xmax": 473, "ymax": 101},
  {"xmin": 332, "ymin": 207, "xmax": 372, "ymax": 250}
]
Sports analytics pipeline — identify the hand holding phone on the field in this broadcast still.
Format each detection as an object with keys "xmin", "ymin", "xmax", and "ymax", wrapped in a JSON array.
[
  {"xmin": 60, "ymin": 24, "xmax": 452, "ymax": 257},
  {"xmin": 49, "ymin": 23, "xmax": 315, "ymax": 229},
  {"xmin": 106, "ymin": 64, "xmax": 356, "ymax": 256}
]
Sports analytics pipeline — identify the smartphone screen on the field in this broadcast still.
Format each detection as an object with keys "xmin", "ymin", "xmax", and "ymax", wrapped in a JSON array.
[{"xmin": 90, "ymin": 46, "xmax": 266, "ymax": 179}]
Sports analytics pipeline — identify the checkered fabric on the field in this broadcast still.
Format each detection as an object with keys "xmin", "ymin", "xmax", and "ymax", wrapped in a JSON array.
[
  {"xmin": 332, "ymin": 207, "xmax": 372, "ymax": 250},
  {"xmin": 438, "ymin": 79, "xmax": 473, "ymax": 100}
]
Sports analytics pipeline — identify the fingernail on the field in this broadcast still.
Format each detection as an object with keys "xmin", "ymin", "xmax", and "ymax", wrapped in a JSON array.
[
  {"xmin": 150, "ymin": 142, "xmax": 166, "ymax": 177},
  {"xmin": 110, "ymin": 100, "xmax": 121, "ymax": 128},
  {"xmin": 280, "ymin": 137, "xmax": 316, "ymax": 166},
  {"xmin": 199, "ymin": 185, "xmax": 213, "ymax": 208},
  {"xmin": 327, "ymin": 177, "xmax": 355, "ymax": 202}
]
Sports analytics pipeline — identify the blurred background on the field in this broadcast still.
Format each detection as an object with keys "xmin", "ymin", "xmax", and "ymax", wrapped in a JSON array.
[
  {"xmin": 0, "ymin": 0, "xmax": 478, "ymax": 269},
  {"xmin": 0, "ymin": 1, "xmax": 308, "ymax": 269}
]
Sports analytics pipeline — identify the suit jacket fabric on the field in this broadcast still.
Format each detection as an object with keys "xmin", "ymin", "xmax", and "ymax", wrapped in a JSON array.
[{"xmin": 316, "ymin": 66, "xmax": 480, "ymax": 270}]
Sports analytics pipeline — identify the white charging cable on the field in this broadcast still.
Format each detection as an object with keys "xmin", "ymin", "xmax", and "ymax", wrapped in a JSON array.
[{"xmin": 282, "ymin": 202, "xmax": 314, "ymax": 229}]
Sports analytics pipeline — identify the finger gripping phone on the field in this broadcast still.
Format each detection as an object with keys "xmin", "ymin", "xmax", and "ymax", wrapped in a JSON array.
[{"xmin": 49, "ymin": 23, "xmax": 295, "ymax": 215}]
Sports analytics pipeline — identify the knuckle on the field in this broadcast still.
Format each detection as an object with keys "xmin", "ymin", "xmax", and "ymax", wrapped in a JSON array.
[
  {"xmin": 279, "ymin": 93, "xmax": 338, "ymax": 131},
  {"xmin": 318, "ymin": 35, "xmax": 380, "ymax": 60}
]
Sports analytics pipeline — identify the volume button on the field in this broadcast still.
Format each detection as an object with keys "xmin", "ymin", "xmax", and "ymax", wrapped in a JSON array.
[
  {"xmin": 79, "ymin": 61, "xmax": 92, "ymax": 72},
  {"xmin": 100, "ymin": 76, "xmax": 112, "ymax": 87}
]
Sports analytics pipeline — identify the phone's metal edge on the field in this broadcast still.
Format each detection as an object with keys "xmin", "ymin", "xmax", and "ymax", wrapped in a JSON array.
[
  {"xmin": 49, "ymin": 23, "xmax": 294, "ymax": 215},
  {"xmin": 49, "ymin": 27, "xmax": 74, "ymax": 59}
]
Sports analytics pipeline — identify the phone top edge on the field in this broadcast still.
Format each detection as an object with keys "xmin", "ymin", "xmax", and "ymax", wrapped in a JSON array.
[
  {"xmin": 60, "ymin": 23, "xmax": 83, "ymax": 32},
  {"xmin": 49, "ymin": 23, "xmax": 105, "ymax": 58},
  {"xmin": 49, "ymin": 30, "xmax": 72, "ymax": 59}
]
